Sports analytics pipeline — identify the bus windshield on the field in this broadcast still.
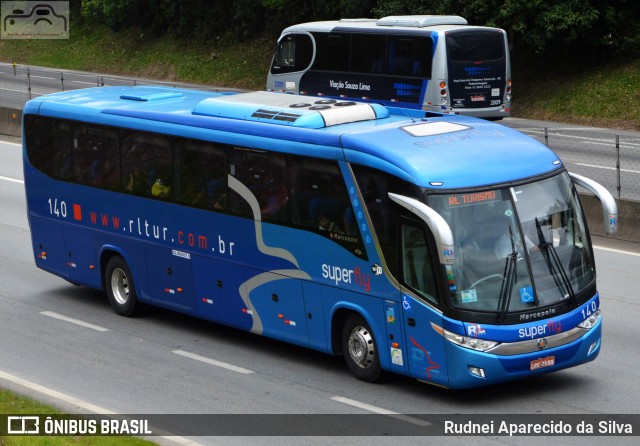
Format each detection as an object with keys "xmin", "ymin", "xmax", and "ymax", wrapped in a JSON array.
[{"xmin": 428, "ymin": 172, "xmax": 595, "ymax": 317}]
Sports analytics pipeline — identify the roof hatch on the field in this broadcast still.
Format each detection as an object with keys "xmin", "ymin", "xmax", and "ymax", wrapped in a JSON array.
[
  {"xmin": 402, "ymin": 121, "xmax": 471, "ymax": 137},
  {"xmin": 120, "ymin": 91, "xmax": 184, "ymax": 102},
  {"xmin": 192, "ymin": 91, "xmax": 389, "ymax": 129},
  {"xmin": 376, "ymin": 15, "xmax": 467, "ymax": 27}
]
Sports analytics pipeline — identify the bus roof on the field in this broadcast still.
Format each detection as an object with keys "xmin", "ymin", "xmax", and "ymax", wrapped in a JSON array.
[
  {"xmin": 25, "ymin": 86, "xmax": 562, "ymax": 189},
  {"xmin": 280, "ymin": 16, "xmax": 500, "ymax": 35}
]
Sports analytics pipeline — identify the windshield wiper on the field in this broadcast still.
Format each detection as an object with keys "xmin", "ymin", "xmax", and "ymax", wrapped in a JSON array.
[
  {"xmin": 497, "ymin": 226, "xmax": 518, "ymax": 322},
  {"xmin": 535, "ymin": 217, "xmax": 577, "ymax": 307}
]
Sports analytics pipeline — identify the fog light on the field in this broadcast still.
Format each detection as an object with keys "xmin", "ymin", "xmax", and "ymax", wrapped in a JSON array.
[{"xmin": 468, "ymin": 366, "xmax": 486, "ymax": 378}]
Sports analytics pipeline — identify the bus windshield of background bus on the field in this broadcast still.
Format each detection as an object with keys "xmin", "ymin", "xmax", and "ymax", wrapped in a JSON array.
[{"xmin": 427, "ymin": 173, "xmax": 595, "ymax": 317}]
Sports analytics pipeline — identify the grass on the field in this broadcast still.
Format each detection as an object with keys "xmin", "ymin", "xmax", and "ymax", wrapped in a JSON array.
[
  {"xmin": 0, "ymin": 389, "xmax": 155, "ymax": 445},
  {"xmin": 513, "ymin": 59, "xmax": 640, "ymax": 130},
  {"xmin": 0, "ymin": 23, "xmax": 272, "ymax": 90}
]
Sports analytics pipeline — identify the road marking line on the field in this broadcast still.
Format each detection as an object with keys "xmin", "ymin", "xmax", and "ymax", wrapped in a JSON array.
[
  {"xmin": 573, "ymin": 162, "xmax": 640, "ymax": 174},
  {"xmin": 173, "ymin": 349, "xmax": 254, "ymax": 374},
  {"xmin": 330, "ymin": 396, "xmax": 430, "ymax": 427},
  {"xmin": 516, "ymin": 129, "xmax": 640, "ymax": 149},
  {"xmin": 41, "ymin": 311, "xmax": 109, "ymax": 332},
  {"xmin": 0, "ymin": 369, "xmax": 116, "ymax": 413},
  {"xmin": 593, "ymin": 245, "xmax": 640, "ymax": 257},
  {"xmin": 0, "ymin": 369, "xmax": 200, "ymax": 445},
  {"xmin": 0, "ymin": 175, "xmax": 23, "ymax": 184}
]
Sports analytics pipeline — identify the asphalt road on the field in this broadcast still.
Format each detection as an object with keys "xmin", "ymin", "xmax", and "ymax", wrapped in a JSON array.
[{"xmin": 1, "ymin": 137, "xmax": 639, "ymax": 445}]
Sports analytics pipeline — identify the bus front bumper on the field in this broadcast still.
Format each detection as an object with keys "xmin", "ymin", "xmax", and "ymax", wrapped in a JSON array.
[{"xmin": 443, "ymin": 320, "xmax": 601, "ymax": 390}]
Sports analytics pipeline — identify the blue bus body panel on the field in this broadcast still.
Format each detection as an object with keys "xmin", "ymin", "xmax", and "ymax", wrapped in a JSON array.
[
  {"xmin": 22, "ymin": 86, "xmax": 590, "ymax": 388},
  {"xmin": 340, "ymin": 116, "xmax": 562, "ymax": 188}
]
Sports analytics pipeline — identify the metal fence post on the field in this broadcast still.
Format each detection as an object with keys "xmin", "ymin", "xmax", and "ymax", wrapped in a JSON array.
[
  {"xmin": 544, "ymin": 127, "xmax": 548, "ymax": 147},
  {"xmin": 616, "ymin": 134, "xmax": 621, "ymax": 198},
  {"xmin": 60, "ymin": 71, "xmax": 65, "ymax": 91},
  {"xmin": 27, "ymin": 67, "xmax": 32, "ymax": 100}
]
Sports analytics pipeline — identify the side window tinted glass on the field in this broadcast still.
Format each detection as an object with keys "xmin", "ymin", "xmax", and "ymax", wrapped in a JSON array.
[
  {"xmin": 229, "ymin": 148, "xmax": 288, "ymax": 222},
  {"xmin": 351, "ymin": 34, "xmax": 387, "ymax": 74},
  {"xmin": 270, "ymin": 33, "xmax": 313, "ymax": 74},
  {"xmin": 177, "ymin": 141, "xmax": 227, "ymax": 210},
  {"xmin": 312, "ymin": 33, "xmax": 350, "ymax": 71},
  {"xmin": 401, "ymin": 222, "xmax": 438, "ymax": 304},
  {"xmin": 121, "ymin": 133, "xmax": 172, "ymax": 199},
  {"xmin": 72, "ymin": 126, "xmax": 119, "ymax": 190},
  {"xmin": 290, "ymin": 158, "xmax": 366, "ymax": 259},
  {"xmin": 388, "ymin": 36, "xmax": 432, "ymax": 77},
  {"xmin": 25, "ymin": 116, "xmax": 73, "ymax": 180}
]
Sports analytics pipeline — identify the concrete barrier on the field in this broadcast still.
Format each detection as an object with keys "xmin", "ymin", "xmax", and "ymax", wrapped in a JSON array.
[
  {"xmin": 0, "ymin": 107, "xmax": 22, "ymax": 137},
  {"xmin": 580, "ymin": 193, "xmax": 640, "ymax": 243}
]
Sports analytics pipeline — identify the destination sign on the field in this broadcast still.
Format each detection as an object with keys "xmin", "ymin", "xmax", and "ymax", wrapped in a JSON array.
[{"xmin": 447, "ymin": 191, "xmax": 498, "ymax": 207}]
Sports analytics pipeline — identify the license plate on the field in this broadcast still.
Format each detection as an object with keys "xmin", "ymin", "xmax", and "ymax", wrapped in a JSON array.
[
  {"xmin": 530, "ymin": 356, "xmax": 555, "ymax": 371},
  {"xmin": 470, "ymin": 94, "xmax": 485, "ymax": 102}
]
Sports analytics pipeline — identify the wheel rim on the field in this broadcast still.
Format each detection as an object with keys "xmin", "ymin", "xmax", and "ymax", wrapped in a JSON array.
[
  {"xmin": 347, "ymin": 325, "xmax": 375, "ymax": 369},
  {"xmin": 111, "ymin": 267, "xmax": 130, "ymax": 306}
]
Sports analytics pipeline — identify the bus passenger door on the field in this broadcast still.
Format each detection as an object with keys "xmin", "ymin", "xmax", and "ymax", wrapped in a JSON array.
[
  {"xmin": 144, "ymin": 245, "xmax": 196, "ymax": 313},
  {"xmin": 403, "ymin": 295, "xmax": 448, "ymax": 387},
  {"xmin": 399, "ymin": 222, "xmax": 449, "ymax": 387}
]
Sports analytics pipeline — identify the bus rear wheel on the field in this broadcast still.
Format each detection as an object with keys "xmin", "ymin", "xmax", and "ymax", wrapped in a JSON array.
[
  {"xmin": 105, "ymin": 256, "xmax": 138, "ymax": 317},
  {"xmin": 342, "ymin": 314, "xmax": 382, "ymax": 382}
]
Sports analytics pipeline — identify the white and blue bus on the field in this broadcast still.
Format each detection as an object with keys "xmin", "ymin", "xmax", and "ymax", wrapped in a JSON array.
[
  {"xmin": 23, "ymin": 86, "xmax": 616, "ymax": 389},
  {"xmin": 267, "ymin": 15, "xmax": 511, "ymax": 119}
]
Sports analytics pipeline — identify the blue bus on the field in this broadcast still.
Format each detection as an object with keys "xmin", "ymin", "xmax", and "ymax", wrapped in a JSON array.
[
  {"xmin": 22, "ymin": 86, "xmax": 616, "ymax": 389},
  {"xmin": 267, "ymin": 15, "xmax": 511, "ymax": 119}
]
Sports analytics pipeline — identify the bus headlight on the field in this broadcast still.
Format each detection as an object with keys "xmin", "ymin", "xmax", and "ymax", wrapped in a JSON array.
[
  {"xmin": 431, "ymin": 323, "xmax": 499, "ymax": 352},
  {"xmin": 578, "ymin": 309, "xmax": 601, "ymax": 330}
]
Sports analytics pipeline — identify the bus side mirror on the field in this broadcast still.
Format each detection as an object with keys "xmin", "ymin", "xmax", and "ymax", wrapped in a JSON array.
[
  {"xmin": 569, "ymin": 172, "xmax": 618, "ymax": 234},
  {"xmin": 388, "ymin": 193, "xmax": 455, "ymax": 264}
]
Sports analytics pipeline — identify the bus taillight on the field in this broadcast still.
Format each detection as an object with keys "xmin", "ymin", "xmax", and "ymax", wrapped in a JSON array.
[{"xmin": 439, "ymin": 81, "xmax": 447, "ymax": 104}]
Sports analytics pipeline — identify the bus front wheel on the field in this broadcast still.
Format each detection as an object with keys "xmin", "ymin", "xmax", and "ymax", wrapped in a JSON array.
[
  {"xmin": 105, "ymin": 256, "xmax": 138, "ymax": 317},
  {"xmin": 342, "ymin": 314, "xmax": 382, "ymax": 382}
]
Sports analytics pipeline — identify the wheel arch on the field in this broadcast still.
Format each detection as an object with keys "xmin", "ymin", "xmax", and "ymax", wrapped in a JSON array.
[
  {"xmin": 329, "ymin": 303, "xmax": 383, "ymax": 359},
  {"xmin": 98, "ymin": 245, "xmax": 140, "ymax": 295}
]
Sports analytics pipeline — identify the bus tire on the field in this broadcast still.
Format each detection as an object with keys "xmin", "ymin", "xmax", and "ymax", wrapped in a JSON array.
[
  {"xmin": 105, "ymin": 256, "xmax": 138, "ymax": 317},
  {"xmin": 342, "ymin": 313, "xmax": 382, "ymax": 382}
]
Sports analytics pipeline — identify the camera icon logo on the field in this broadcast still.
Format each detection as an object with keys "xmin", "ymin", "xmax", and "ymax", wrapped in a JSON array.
[{"xmin": 2, "ymin": 1, "xmax": 69, "ymax": 39}]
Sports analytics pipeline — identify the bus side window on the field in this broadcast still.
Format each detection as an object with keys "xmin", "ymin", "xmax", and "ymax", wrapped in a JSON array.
[
  {"xmin": 72, "ymin": 126, "xmax": 119, "ymax": 189},
  {"xmin": 311, "ymin": 33, "xmax": 349, "ymax": 72},
  {"xmin": 388, "ymin": 36, "xmax": 432, "ymax": 77},
  {"xmin": 401, "ymin": 223, "xmax": 438, "ymax": 305},
  {"xmin": 121, "ymin": 133, "xmax": 172, "ymax": 199},
  {"xmin": 290, "ymin": 159, "xmax": 345, "ymax": 231},
  {"xmin": 229, "ymin": 149, "xmax": 288, "ymax": 222},
  {"xmin": 176, "ymin": 141, "xmax": 227, "ymax": 210},
  {"xmin": 290, "ymin": 158, "xmax": 366, "ymax": 259},
  {"xmin": 25, "ymin": 116, "xmax": 72, "ymax": 181},
  {"xmin": 351, "ymin": 34, "xmax": 386, "ymax": 74},
  {"xmin": 270, "ymin": 33, "xmax": 313, "ymax": 74}
]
